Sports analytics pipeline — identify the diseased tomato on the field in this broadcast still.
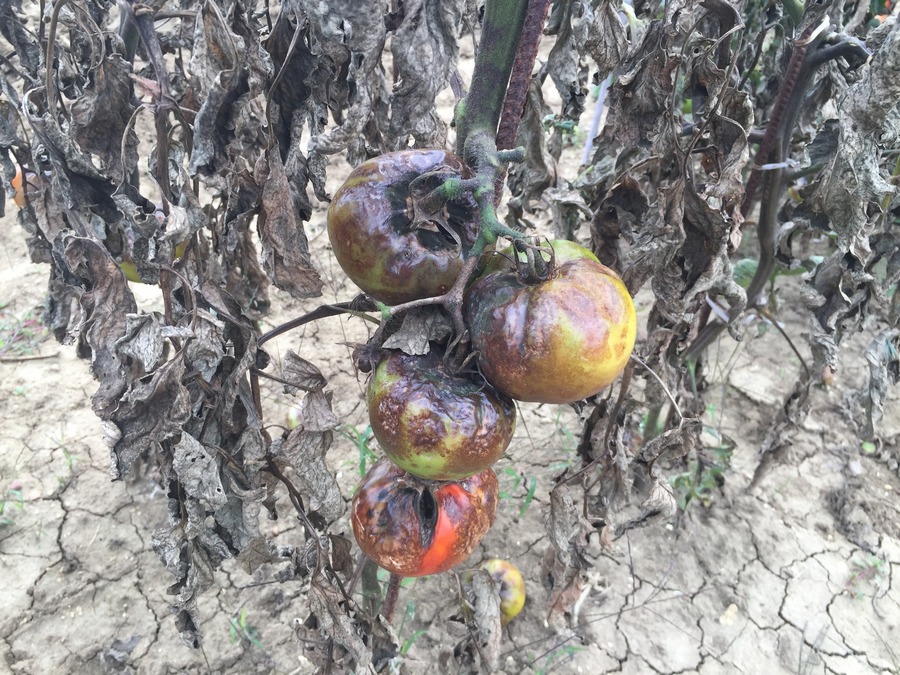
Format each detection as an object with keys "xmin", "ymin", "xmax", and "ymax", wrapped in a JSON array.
[
  {"xmin": 367, "ymin": 349, "xmax": 516, "ymax": 481},
  {"xmin": 465, "ymin": 239, "xmax": 637, "ymax": 404},
  {"xmin": 351, "ymin": 458, "xmax": 498, "ymax": 577},
  {"xmin": 481, "ymin": 558, "xmax": 526, "ymax": 624},
  {"xmin": 327, "ymin": 150, "xmax": 479, "ymax": 305}
]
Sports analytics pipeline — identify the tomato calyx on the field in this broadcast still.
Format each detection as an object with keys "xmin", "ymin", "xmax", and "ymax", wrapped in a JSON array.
[{"xmin": 509, "ymin": 237, "xmax": 555, "ymax": 284}]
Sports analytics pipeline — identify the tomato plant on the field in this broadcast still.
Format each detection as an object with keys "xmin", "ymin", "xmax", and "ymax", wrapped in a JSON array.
[
  {"xmin": 465, "ymin": 240, "xmax": 637, "ymax": 404},
  {"xmin": 327, "ymin": 149, "xmax": 479, "ymax": 305},
  {"xmin": 367, "ymin": 349, "xmax": 516, "ymax": 481},
  {"xmin": 351, "ymin": 458, "xmax": 499, "ymax": 577}
]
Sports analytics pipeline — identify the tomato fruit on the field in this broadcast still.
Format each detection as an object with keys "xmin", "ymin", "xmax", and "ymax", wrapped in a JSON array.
[
  {"xmin": 327, "ymin": 149, "xmax": 479, "ymax": 305},
  {"xmin": 367, "ymin": 349, "xmax": 515, "ymax": 481},
  {"xmin": 351, "ymin": 458, "xmax": 498, "ymax": 577},
  {"xmin": 465, "ymin": 240, "xmax": 636, "ymax": 404},
  {"xmin": 481, "ymin": 559, "xmax": 526, "ymax": 624}
]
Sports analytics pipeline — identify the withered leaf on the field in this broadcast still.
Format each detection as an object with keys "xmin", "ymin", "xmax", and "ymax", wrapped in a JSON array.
[
  {"xmin": 614, "ymin": 469, "xmax": 677, "ymax": 537},
  {"xmin": 382, "ymin": 307, "xmax": 453, "ymax": 355},
  {"xmin": 506, "ymin": 76, "xmax": 558, "ymax": 228},
  {"xmin": 257, "ymin": 148, "xmax": 324, "ymax": 298},
  {"xmin": 583, "ymin": 0, "xmax": 628, "ymax": 78},
  {"xmin": 466, "ymin": 570, "xmax": 502, "ymax": 671},
  {"xmin": 173, "ymin": 434, "xmax": 228, "ymax": 509},
  {"xmin": 282, "ymin": 350, "xmax": 327, "ymax": 393},
  {"xmin": 847, "ymin": 330, "xmax": 900, "ymax": 441},
  {"xmin": 115, "ymin": 313, "xmax": 193, "ymax": 375},
  {"xmin": 58, "ymin": 234, "xmax": 137, "ymax": 417},
  {"xmin": 540, "ymin": 544, "xmax": 587, "ymax": 634},
  {"xmin": 70, "ymin": 51, "xmax": 137, "ymax": 178},
  {"xmin": 305, "ymin": 0, "xmax": 387, "ymax": 161},
  {"xmin": 308, "ymin": 584, "xmax": 372, "ymax": 670},
  {"xmin": 389, "ymin": 0, "xmax": 464, "ymax": 148},
  {"xmin": 108, "ymin": 358, "xmax": 191, "ymax": 479},
  {"xmin": 546, "ymin": 0, "xmax": 589, "ymax": 124},
  {"xmin": 545, "ymin": 483, "xmax": 593, "ymax": 570},
  {"xmin": 273, "ymin": 424, "xmax": 343, "ymax": 520}
]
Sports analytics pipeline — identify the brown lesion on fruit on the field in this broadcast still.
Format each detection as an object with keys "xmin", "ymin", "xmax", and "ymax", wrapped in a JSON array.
[{"xmin": 404, "ymin": 410, "xmax": 448, "ymax": 457}]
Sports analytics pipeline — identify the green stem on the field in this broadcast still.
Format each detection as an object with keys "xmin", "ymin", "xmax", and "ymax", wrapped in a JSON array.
[{"xmin": 455, "ymin": 0, "xmax": 529, "ymax": 159}]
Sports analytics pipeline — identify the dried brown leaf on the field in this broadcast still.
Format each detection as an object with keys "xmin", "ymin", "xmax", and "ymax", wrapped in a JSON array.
[
  {"xmin": 282, "ymin": 350, "xmax": 327, "ymax": 393},
  {"xmin": 257, "ymin": 148, "xmax": 324, "ymax": 299}
]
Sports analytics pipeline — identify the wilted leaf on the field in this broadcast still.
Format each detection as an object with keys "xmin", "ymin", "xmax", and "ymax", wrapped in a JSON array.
[
  {"xmin": 282, "ymin": 350, "xmax": 327, "ymax": 393},
  {"xmin": 173, "ymin": 434, "xmax": 228, "ymax": 509},
  {"xmin": 257, "ymin": 148, "xmax": 324, "ymax": 299},
  {"xmin": 70, "ymin": 53, "xmax": 137, "ymax": 178},
  {"xmin": 389, "ymin": 0, "xmax": 465, "ymax": 148},
  {"xmin": 846, "ymin": 330, "xmax": 900, "ymax": 441},
  {"xmin": 308, "ymin": 584, "xmax": 372, "ymax": 670},
  {"xmin": 382, "ymin": 307, "xmax": 453, "ymax": 355},
  {"xmin": 465, "ymin": 570, "xmax": 502, "ymax": 671},
  {"xmin": 274, "ymin": 425, "xmax": 343, "ymax": 521},
  {"xmin": 614, "ymin": 468, "xmax": 676, "ymax": 536}
]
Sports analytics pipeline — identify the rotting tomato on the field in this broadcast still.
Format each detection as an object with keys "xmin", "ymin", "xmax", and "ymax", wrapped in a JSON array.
[
  {"xmin": 351, "ymin": 458, "xmax": 498, "ymax": 577},
  {"xmin": 481, "ymin": 558, "xmax": 526, "ymax": 624},
  {"xmin": 367, "ymin": 349, "xmax": 516, "ymax": 481},
  {"xmin": 465, "ymin": 239, "xmax": 637, "ymax": 404},
  {"xmin": 327, "ymin": 149, "xmax": 479, "ymax": 305}
]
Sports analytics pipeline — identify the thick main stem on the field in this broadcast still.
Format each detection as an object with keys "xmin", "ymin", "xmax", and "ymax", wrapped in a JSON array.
[{"xmin": 455, "ymin": 0, "xmax": 529, "ymax": 160}]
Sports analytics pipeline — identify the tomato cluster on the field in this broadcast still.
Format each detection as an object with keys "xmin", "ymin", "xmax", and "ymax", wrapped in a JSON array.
[{"xmin": 329, "ymin": 150, "xmax": 637, "ymax": 583}]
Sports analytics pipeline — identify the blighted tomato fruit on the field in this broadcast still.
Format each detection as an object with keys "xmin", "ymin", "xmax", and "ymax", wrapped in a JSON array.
[
  {"xmin": 481, "ymin": 559, "xmax": 526, "ymax": 624},
  {"xmin": 351, "ymin": 459, "xmax": 498, "ymax": 577},
  {"xmin": 465, "ymin": 239, "xmax": 637, "ymax": 404},
  {"xmin": 327, "ymin": 149, "xmax": 479, "ymax": 305},
  {"xmin": 367, "ymin": 349, "xmax": 516, "ymax": 481}
]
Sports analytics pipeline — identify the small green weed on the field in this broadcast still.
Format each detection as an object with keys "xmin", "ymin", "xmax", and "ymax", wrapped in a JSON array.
[
  {"xmin": 0, "ymin": 305, "xmax": 48, "ymax": 358},
  {"xmin": 670, "ymin": 428, "xmax": 734, "ymax": 512},
  {"xmin": 528, "ymin": 644, "xmax": 585, "ymax": 674},
  {"xmin": 228, "ymin": 606, "xmax": 264, "ymax": 650},
  {"xmin": 0, "ymin": 481, "xmax": 25, "ymax": 526},
  {"xmin": 397, "ymin": 600, "xmax": 427, "ymax": 656},
  {"xmin": 497, "ymin": 467, "xmax": 537, "ymax": 518},
  {"xmin": 337, "ymin": 424, "xmax": 378, "ymax": 477},
  {"xmin": 845, "ymin": 555, "xmax": 888, "ymax": 599}
]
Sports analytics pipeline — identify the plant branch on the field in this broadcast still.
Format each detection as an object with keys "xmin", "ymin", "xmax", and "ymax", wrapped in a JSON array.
[{"xmin": 455, "ymin": 0, "xmax": 529, "ymax": 158}]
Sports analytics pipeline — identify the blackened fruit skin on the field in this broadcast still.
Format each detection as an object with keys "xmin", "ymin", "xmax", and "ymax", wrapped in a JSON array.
[
  {"xmin": 327, "ymin": 150, "xmax": 478, "ymax": 305},
  {"xmin": 351, "ymin": 459, "xmax": 498, "ymax": 577},
  {"xmin": 465, "ymin": 240, "xmax": 637, "ymax": 404},
  {"xmin": 367, "ymin": 350, "xmax": 516, "ymax": 481}
]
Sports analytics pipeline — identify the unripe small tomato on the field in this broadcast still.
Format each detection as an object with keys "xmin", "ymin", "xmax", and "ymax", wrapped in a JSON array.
[
  {"xmin": 465, "ymin": 240, "xmax": 636, "ymax": 404},
  {"xmin": 367, "ymin": 349, "xmax": 515, "ymax": 481},
  {"xmin": 351, "ymin": 459, "xmax": 498, "ymax": 577},
  {"xmin": 327, "ymin": 150, "xmax": 479, "ymax": 305},
  {"xmin": 481, "ymin": 559, "xmax": 526, "ymax": 624},
  {"xmin": 9, "ymin": 167, "xmax": 39, "ymax": 209}
]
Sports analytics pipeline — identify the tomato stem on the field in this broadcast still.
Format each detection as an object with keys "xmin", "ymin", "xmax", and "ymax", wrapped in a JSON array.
[
  {"xmin": 455, "ymin": 0, "xmax": 529, "ymax": 159},
  {"xmin": 381, "ymin": 573, "xmax": 403, "ymax": 623}
]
